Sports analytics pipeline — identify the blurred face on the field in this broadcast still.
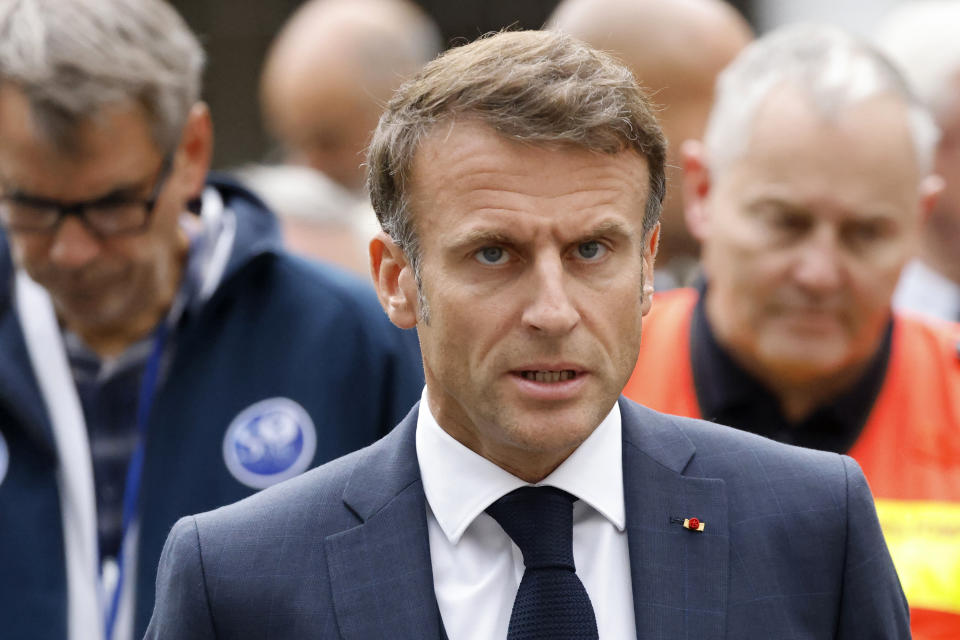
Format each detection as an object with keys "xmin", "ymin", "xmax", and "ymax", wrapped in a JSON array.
[
  {"xmin": 266, "ymin": 65, "xmax": 380, "ymax": 193},
  {"xmin": 697, "ymin": 90, "xmax": 924, "ymax": 384},
  {"xmin": 376, "ymin": 121, "xmax": 657, "ymax": 481},
  {"xmin": 0, "ymin": 85, "xmax": 203, "ymax": 344}
]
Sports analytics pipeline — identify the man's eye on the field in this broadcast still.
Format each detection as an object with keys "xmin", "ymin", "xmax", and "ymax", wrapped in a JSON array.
[
  {"xmin": 576, "ymin": 241, "xmax": 607, "ymax": 260},
  {"xmin": 475, "ymin": 246, "xmax": 509, "ymax": 265}
]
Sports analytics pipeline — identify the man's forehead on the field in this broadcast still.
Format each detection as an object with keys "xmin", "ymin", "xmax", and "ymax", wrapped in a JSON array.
[
  {"xmin": 0, "ymin": 98, "xmax": 163, "ymax": 197},
  {"xmin": 721, "ymin": 90, "xmax": 917, "ymax": 172},
  {"xmin": 0, "ymin": 84, "xmax": 155, "ymax": 153},
  {"xmin": 408, "ymin": 120, "xmax": 649, "ymax": 195}
]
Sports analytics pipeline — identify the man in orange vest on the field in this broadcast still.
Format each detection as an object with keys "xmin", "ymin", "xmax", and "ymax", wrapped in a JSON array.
[{"xmin": 624, "ymin": 24, "xmax": 960, "ymax": 639}]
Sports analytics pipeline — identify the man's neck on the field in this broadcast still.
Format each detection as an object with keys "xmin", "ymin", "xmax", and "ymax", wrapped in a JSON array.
[
  {"xmin": 771, "ymin": 373, "xmax": 863, "ymax": 424},
  {"xmin": 67, "ymin": 301, "xmax": 171, "ymax": 359}
]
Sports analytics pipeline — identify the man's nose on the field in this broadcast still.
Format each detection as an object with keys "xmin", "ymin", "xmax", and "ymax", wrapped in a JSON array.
[
  {"xmin": 792, "ymin": 227, "xmax": 844, "ymax": 293},
  {"xmin": 48, "ymin": 216, "xmax": 101, "ymax": 268},
  {"xmin": 521, "ymin": 255, "xmax": 580, "ymax": 335}
]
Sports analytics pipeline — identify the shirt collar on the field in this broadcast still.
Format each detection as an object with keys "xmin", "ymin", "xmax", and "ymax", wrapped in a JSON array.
[{"xmin": 415, "ymin": 386, "xmax": 625, "ymax": 545}]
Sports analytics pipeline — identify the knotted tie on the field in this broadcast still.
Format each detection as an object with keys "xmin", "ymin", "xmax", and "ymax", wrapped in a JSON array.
[{"xmin": 486, "ymin": 486, "xmax": 599, "ymax": 640}]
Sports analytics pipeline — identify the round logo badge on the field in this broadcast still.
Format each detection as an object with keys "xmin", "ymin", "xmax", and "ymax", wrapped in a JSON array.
[
  {"xmin": 0, "ymin": 430, "xmax": 8, "ymax": 488},
  {"xmin": 222, "ymin": 398, "xmax": 317, "ymax": 489}
]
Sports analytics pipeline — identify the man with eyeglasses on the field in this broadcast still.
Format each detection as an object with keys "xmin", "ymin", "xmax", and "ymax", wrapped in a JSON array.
[{"xmin": 0, "ymin": 2, "xmax": 423, "ymax": 640}]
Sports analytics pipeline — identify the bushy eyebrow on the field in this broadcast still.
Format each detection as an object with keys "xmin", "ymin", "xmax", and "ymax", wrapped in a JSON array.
[
  {"xmin": 746, "ymin": 195, "xmax": 902, "ymax": 221},
  {"xmin": 450, "ymin": 218, "xmax": 636, "ymax": 249},
  {"xmin": 450, "ymin": 229, "xmax": 515, "ymax": 249},
  {"xmin": 580, "ymin": 219, "xmax": 634, "ymax": 241}
]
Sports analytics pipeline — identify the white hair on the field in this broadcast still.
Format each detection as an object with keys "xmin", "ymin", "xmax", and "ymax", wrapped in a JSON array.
[
  {"xmin": 874, "ymin": 1, "xmax": 960, "ymax": 117},
  {"xmin": 704, "ymin": 23, "xmax": 940, "ymax": 176},
  {"xmin": 0, "ymin": 0, "xmax": 205, "ymax": 153}
]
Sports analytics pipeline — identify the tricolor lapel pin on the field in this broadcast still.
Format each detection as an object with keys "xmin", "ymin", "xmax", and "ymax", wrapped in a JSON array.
[{"xmin": 683, "ymin": 517, "xmax": 705, "ymax": 532}]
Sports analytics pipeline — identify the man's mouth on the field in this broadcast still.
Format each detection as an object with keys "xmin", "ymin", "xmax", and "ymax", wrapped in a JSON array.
[{"xmin": 518, "ymin": 370, "xmax": 578, "ymax": 382}]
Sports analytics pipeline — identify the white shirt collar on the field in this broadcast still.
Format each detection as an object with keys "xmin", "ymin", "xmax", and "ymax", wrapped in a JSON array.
[{"xmin": 415, "ymin": 387, "xmax": 625, "ymax": 544}]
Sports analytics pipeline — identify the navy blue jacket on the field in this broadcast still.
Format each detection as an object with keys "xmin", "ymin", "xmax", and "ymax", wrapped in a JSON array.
[
  {"xmin": 0, "ymin": 177, "xmax": 424, "ymax": 639},
  {"xmin": 145, "ymin": 398, "xmax": 909, "ymax": 639}
]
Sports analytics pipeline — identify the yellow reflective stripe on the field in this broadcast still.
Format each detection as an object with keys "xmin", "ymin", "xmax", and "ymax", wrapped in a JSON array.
[{"xmin": 875, "ymin": 499, "xmax": 960, "ymax": 615}]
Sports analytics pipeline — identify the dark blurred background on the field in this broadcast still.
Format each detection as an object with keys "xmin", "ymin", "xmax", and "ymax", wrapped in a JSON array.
[{"xmin": 170, "ymin": 0, "xmax": 755, "ymax": 169}]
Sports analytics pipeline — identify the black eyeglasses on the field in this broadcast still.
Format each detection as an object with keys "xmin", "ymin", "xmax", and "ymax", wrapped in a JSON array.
[{"xmin": 0, "ymin": 154, "xmax": 174, "ymax": 238}]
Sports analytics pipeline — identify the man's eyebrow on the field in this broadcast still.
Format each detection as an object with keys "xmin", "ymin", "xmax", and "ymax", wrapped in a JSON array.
[
  {"xmin": 449, "ymin": 229, "xmax": 517, "ymax": 248},
  {"xmin": 449, "ymin": 219, "xmax": 636, "ymax": 248},
  {"xmin": 748, "ymin": 195, "xmax": 902, "ymax": 221},
  {"xmin": 580, "ymin": 219, "xmax": 633, "ymax": 239}
]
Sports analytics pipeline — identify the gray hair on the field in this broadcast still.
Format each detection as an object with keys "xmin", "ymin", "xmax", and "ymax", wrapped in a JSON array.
[
  {"xmin": 0, "ymin": 0, "xmax": 205, "ymax": 153},
  {"xmin": 704, "ymin": 24, "xmax": 939, "ymax": 176},
  {"xmin": 874, "ymin": 1, "xmax": 960, "ymax": 118},
  {"xmin": 367, "ymin": 29, "xmax": 666, "ymax": 286}
]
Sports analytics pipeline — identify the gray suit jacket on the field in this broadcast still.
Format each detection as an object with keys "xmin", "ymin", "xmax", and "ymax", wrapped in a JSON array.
[{"xmin": 145, "ymin": 399, "xmax": 909, "ymax": 639}]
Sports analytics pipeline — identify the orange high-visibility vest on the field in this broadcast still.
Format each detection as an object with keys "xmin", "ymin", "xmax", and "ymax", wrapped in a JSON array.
[{"xmin": 624, "ymin": 288, "xmax": 960, "ymax": 639}]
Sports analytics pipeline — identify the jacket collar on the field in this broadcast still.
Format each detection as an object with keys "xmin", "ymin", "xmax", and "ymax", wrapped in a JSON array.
[
  {"xmin": 326, "ymin": 403, "xmax": 446, "ymax": 639},
  {"xmin": 0, "ymin": 231, "xmax": 55, "ymax": 454},
  {"xmin": 206, "ymin": 174, "xmax": 285, "ymax": 285},
  {"xmin": 0, "ymin": 305, "xmax": 55, "ymax": 455}
]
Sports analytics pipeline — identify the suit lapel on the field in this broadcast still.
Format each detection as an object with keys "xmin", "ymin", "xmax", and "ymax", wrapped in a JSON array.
[
  {"xmin": 325, "ymin": 404, "xmax": 445, "ymax": 640},
  {"xmin": 620, "ymin": 398, "xmax": 728, "ymax": 639}
]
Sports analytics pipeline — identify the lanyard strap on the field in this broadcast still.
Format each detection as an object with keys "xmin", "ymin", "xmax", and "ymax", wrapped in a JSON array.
[{"xmin": 104, "ymin": 321, "xmax": 169, "ymax": 640}]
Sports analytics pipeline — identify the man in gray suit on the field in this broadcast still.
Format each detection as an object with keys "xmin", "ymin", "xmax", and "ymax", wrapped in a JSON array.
[{"xmin": 147, "ymin": 30, "xmax": 909, "ymax": 639}]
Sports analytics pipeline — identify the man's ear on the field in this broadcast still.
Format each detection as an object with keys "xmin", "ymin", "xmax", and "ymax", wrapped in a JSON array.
[
  {"xmin": 640, "ymin": 222, "xmax": 660, "ymax": 316},
  {"xmin": 681, "ymin": 139, "xmax": 712, "ymax": 242},
  {"xmin": 918, "ymin": 173, "xmax": 945, "ymax": 223},
  {"xmin": 173, "ymin": 102, "xmax": 213, "ymax": 201},
  {"xmin": 370, "ymin": 231, "xmax": 418, "ymax": 329}
]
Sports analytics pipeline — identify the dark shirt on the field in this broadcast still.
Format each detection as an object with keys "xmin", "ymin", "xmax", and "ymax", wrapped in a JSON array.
[
  {"xmin": 689, "ymin": 289, "xmax": 892, "ymax": 454},
  {"xmin": 68, "ymin": 336, "xmax": 151, "ymax": 561}
]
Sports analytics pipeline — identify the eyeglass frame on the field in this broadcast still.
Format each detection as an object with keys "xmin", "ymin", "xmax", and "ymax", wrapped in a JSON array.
[{"xmin": 0, "ymin": 153, "xmax": 175, "ymax": 238}]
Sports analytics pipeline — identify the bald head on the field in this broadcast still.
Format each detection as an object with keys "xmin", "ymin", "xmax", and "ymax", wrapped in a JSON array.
[
  {"xmin": 262, "ymin": 0, "xmax": 442, "ymax": 192},
  {"xmin": 549, "ymin": 0, "xmax": 752, "ymax": 266},
  {"xmin": 875, "ymin": 1, "xmax": 960, "ymax": 284}
]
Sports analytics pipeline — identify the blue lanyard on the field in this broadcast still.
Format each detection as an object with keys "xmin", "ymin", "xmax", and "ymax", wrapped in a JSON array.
[{"xmin": 104, "ymin": 321, "xmax": 170, "ymax": 640}]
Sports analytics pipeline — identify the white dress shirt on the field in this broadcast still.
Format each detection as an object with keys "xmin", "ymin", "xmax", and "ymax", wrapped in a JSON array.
[{"xmin": 415, "ymin": 388, "xmax": 637, "ymax": 640}]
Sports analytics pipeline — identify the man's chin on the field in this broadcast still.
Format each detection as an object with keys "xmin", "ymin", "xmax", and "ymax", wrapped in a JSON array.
[
  {"xmin": 52, "ymin": 295, "xmax": 135, "ymax": 336},
  {"xmin": 758, "ymin": 344, "xmax": 856, "ymax": 385}
]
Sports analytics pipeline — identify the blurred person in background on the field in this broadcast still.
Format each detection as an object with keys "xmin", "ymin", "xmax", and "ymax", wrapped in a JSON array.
[
  {"xmin": 623, "ymin": 24, "xmax": 960, "ymax": 638},
  {"xmin": 235, "ymin": 163, "xmax": 376, "ymax": 274},
  {"xmin": 876, "ymin": 1, "xmax": 960, "ymax": 324},
  {"xmin": 0, "ymin": 1, "xmax": 423, "ymax": 639},
  {"xmin": 259, "ymin": 0, "xmax": 441, "ymax": 274},
  {"xmin": 547, "ymin": 0, "xmax": 752, "ymax": 290},
  {"xmin": 260, "ymin": 0, "xmax": 443, "ymax": 195}
]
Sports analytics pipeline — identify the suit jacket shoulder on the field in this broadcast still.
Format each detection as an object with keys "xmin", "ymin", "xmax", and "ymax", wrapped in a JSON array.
[
  {"xmin": 146, "ymin": 405, "xmax": 441, "ymax": 639},
  {"xmin": 618, "ymin": 398, "xmax": 909, "ymax": 640}
]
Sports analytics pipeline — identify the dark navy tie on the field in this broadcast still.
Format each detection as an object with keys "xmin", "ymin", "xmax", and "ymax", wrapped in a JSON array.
[{"xmin": 486, "ymin": 486, "xmax": 599, "ymax": 640}]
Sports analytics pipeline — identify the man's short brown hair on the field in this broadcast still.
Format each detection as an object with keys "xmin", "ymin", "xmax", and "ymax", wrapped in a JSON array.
[{"xmin": 367, "ymin": 29, "xmax": 667, "ymax": 271}]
